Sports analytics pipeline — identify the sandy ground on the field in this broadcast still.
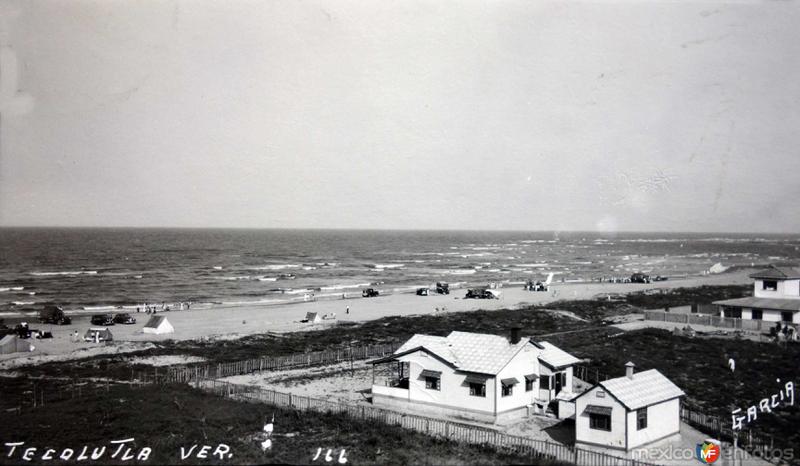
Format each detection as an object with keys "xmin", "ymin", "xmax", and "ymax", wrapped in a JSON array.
[{"xmin": 0, "ymin": 270, "xmax": 753, "ymax": 367}]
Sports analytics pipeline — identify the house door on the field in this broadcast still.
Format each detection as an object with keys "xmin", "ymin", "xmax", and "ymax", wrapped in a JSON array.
[{"xmin": 554, "ymin": 371, "xmax": 563, "ymax": 394}]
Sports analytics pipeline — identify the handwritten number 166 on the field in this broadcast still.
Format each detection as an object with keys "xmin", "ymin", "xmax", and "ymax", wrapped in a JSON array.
[{"xmin": 312, "ymin": 448, "xmax": 347, "ymax": 464}]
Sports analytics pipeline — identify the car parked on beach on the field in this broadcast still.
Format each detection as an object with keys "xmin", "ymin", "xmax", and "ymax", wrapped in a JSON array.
[
  {"xmin": 113, "ymin": 313, "xmax": 136, "ymax": 324},
  {"xmin": 90, "ymin": 314, "xmax": 114, "ymax": 326},
  {"xmin": 362, "ymin": 288, "xmax": 380, "ymax": 298},
  {"xmin": 416, "ymin": 288, "xmax": 429, "ymax": 296},
  {"xmin": 464, "ymin": 289, "xmax": 500, "ymax": 299},
  {"xmin": 435, "ymin": 282, "xmax": 450, "ymax": 294},
  {"xmin": 630, "ymin": 272, "xmax": 651, "ymax": 283},
  {"xmin": 38, "ymin": 305, "xmax": 72, "ymax": 325}
]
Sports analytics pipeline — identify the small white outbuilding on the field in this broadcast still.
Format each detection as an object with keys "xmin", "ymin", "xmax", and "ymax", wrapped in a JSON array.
[{"xmin": 574, "ymin": 362, "xmax": 684, "ymax": 452}]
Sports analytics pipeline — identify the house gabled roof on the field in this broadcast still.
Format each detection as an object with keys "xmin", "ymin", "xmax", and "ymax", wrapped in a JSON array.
[
  {"xmin": 383, "ymin": 331, "xmax": 532, "ymax": 375},
  {"xmin": 537, "ymin": 341, "xmax": 582, "ymax": 369},
  {"xmin": 749, "ymin": 265, "xmax": 800, "ymax": 280},
  {"xmin": 712, "ymin": 297, "xmax": 800, "ymax": 312},
  {"xmin": 593, "ymin": 369, "xmax": 685, "ymax": 410}
]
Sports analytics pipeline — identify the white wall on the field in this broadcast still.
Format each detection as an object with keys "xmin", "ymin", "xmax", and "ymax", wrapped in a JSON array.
[
  {"xmin": 496, "ymin": 344, "xmax": 539, "ymax": 414},
  {"xmin": 625, "ymin": 398, "xmax": 681, "ymax": 449},
  {"xmin": 575, "ymin": 386, "xmax": 627, "ymax": 450},
  {"xmin": 754, "ymin": 279, "xmax": 800, "ymax": 299},
  {"xmin": 397, "ymin": 351, "xmax": 495, "ymax": 415}
]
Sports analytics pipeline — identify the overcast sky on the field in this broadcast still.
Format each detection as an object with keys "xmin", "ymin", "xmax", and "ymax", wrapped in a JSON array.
[{"xmin": 1, "ymin": 0, "xmax": 798, "ymax": 232}]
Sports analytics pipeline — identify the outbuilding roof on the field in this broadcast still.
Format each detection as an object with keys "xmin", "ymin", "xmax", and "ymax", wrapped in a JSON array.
[
  {"xmin": 749, "ymin": 266, "xmax": 800, "ymax": 280},
  {"xmin": 537, "ymin": 341, "xmax": 582, "ymax": 369},
  {"xmin": 597, "ymin": 369, "xmax": 684, "ymax": 410},
  {"xmin": 713, "ymin": 297, "xmax": 800, "ymax": 312}
]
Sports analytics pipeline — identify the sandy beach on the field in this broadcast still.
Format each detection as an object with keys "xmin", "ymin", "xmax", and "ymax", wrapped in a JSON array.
[{"xmin": 0, "ymin": 270, "xmax": 753, "ymax": 368}]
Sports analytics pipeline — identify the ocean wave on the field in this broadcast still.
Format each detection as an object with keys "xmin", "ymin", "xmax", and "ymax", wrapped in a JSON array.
[
  {"xmin": 320, "ymin": 282, "xmax": 372, "ymax": 291},
  {"xmin": 0, "ymin": 287, "xmax": 24, "ymax": 292},
  {"xmin": 11, "ymin": 301, "xmax": 35, "ymax": 305},
  {"xmin": 374, "ymin": 264, "xmax": 404, "ymax": 269},
  {"xmin": 248, "ymin": 264, "xmax": 302, "ymax": 271},
  {"xmin": 258, "ymin": 277, "xmax": 278, "ymax": 282},
  {"xmin": 30, "ymin": 271, "xmax": 98, "ymax": 276},
  {"xmin": 517, "ymin": 263, "xmax": 549, "ymax": 268}
]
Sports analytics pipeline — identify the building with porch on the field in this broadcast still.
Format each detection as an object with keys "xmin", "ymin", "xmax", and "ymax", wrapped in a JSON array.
[
  {"xmin": 713, "ymin": 266, "xmax": 800, "ymax": 325},
  {"xmin": 574, "ymin": 362, "xmax": 684, "ymax": 452},
  {"xmin": 370, "ymin": 329, "xmax": 580, "ymax": 424}
]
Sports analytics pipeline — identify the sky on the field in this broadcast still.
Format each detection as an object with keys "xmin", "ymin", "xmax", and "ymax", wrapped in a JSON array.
[{"xmin": 0, "ymin": 0, "xmax": 799, "ymax": 232}]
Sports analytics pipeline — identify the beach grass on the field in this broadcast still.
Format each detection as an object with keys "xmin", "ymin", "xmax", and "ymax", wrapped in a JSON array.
[{"xmin": 0, "ymin": 382, "xmax": 564, "ymax": 465}]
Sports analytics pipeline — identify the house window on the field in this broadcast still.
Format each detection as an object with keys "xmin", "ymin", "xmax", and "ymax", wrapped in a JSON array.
[
  {"xmin": 596, "ymin": 390, "xmax": 606, "ymax": 398},
  {"xmin": 525, "ymin": 375, "xmax": 537, "ymax": 392},
  {"xmin": 425, "ymin": 376, "xmax": 440, "ymax": 391},
  {"xmin": 540, "ymin": 375, "xmax": 550, "ymax": 390},
  {"xmin": 781, "ymin": 311, "xmax": 793, "ymax": 322},
  {"xmin": 501, "ymin": 383, "xmax": 513, "ymax": 397},
  {"xmin": 763, "ymin": 280, "xmax": 778, "ymax": 291},
  {"xmin": 589, "ymin": 413, "xmax": 611, "ymax": 431},
  {"xmin": 723, "ymin": 308, "xmax": 742, "ymax": 319},
  {"xmin": 751, "ymin": 309, "xmax": 763, "ymax": 320},
  {"xmin": 469, "ymin": 382, "xmax": 486, "ymax": 397},
  {"xmin": 637, "ymin": 407, "xmax": 648, "ymax": 430}
]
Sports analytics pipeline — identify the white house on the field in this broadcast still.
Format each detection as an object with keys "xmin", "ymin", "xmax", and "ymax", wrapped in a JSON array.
[
  {"xmin": 574, "ymin": 362, "xmax": 684, "ymax": 452},
  {"xmin": 713, "ymin": 266, "xmax": 800, "ymax": 324},
  {"xmin": 142, "ymin": 316, "xmax": 174, "ymax": 335},
  {"xmin": 370, "ymin": 329, "xmax": 580, "ymax": 423}
]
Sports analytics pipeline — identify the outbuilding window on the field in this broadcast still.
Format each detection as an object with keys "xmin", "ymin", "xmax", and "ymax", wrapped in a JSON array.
[
  {"xmin": 763, "ymin": 280, "xmax": 778, "ymax": 291},
  {"xmin": 751, "ymin": 309, "xmax": 763, "ymax": 320},
  {"xmin": 781, "ymin": 311, "xmax": 793, "ymax": 322},
  {"xmin": 585, "ymin": 405, "xmax": 612, "ymax": 431},
  {"xmin": 637, "ymin": 407, "xmax": 648, "ymax": 430},
  {"xmin": 589, "ymin": 413, "xmax": 611, "ymax": 431}
]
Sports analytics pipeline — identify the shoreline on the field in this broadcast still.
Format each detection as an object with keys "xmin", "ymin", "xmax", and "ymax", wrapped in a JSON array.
[
  {"xmin": 0, "ymin": 271, "xmax": 724, "ymax": 319},
  {"xmin": 0, "ymin": 269, "xmax": 755, "ymax": 368}
]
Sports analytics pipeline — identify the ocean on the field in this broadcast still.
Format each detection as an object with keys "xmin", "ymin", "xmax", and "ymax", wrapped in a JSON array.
[{"xmin": 0, "ymin": 228, "xmax": 798, "ymax": 313}]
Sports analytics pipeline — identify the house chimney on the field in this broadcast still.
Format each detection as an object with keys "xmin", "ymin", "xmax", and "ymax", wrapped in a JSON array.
[
  {"xmin": 625, "ymin": 361, "xmax": 635, "ymax": 379},
  {"xmin": 509, "ymin": 327, "xmax": 522, "ymax": 344}
]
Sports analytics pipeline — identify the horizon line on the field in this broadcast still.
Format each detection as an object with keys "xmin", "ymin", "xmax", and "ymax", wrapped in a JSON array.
[{"xmin": 0, "ymin": 225, "xmax": 797, "ymax": 236}]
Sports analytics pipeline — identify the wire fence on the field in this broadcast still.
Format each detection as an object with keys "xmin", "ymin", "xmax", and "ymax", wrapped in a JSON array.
[
  {"xmin": 163, "ymin": 342, "xmax": 401, "ymax": 383},
  {"xmin": 197, "ymin": 378, "xmax": 658, "ymax": 466}
]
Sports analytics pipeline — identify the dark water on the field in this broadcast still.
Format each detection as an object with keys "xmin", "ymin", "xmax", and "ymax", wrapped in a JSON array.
[{"xmin": 0, "ymin": 228, "xmax": 798, "ymax": 312}]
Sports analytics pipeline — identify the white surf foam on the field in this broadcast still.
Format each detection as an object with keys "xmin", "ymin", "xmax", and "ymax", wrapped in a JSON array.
[{"xmin": 30, "ymin": 271, "xmax": 98, "ymax": 276}]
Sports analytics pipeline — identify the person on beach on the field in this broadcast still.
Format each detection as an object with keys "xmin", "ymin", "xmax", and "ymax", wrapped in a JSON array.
[{"xmin": 346, "ymin": 306, "xmax": 350, "ymax": 315}]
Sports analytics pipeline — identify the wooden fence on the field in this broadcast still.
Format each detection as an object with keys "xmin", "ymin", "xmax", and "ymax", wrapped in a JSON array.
[
  {"xmin": 679, "ymin": 405, "xmax": 781, "ymax": 461},
  {"xmin": 574, "ymin": 364, "xmax": 611, "ymax": 385},
  {"xmin": 643, "ymin": 311, "xmax": 799, "ymax": 334},
  {"xmin": 198, "ymin": 378, "xmax": 658, "ymax": 466},
  {"xmin": 165, "ymin": 342, "xmax": 401, "ymax": 383}
]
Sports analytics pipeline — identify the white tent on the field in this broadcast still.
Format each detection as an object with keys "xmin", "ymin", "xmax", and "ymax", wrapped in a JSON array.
[
  {"xmin": 83, "ymin": 327, "xmax": 113, "ymax": 342},
  {"xmin": 305, "ymin": 312, "xmax": 322, "ymax": 323},
  {"xmin": 142, "ymin": 316, "xmax": 174, "ymax": 335}
]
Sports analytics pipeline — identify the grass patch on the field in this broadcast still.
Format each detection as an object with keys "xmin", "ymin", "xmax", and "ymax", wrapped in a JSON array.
[{"xmin": 0, "ymin": 383, "xmax": 557, "ymax": 465}]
